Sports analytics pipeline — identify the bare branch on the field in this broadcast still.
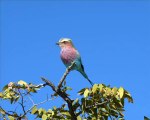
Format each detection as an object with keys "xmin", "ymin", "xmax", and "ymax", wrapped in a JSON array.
[
  {"xmin": 20, "ymin": 97, "xmax": 52, "ymax": 118},
  {"xmin": 40, "ymin": 62, "xmax": 77, "ymax": 120},
  {"xmin": 0, "ymin": 106, "xmax": 20, "ymax": 118},
  {"xmin": 28, "ymin": 95, "xmax": 35, "ymax": 105},
  {"xmin": 31, "ymin": 83, "xmax": 47, "ymax": 88},
  {"xmin": 58, "ymin": 61, "xmax": 75, "ymax": 89},
  {"xmin": 41, "ymin": 77, "xmax": 57, "ymax": 92},
  {"xmin": 0, "ymin": 91, "xmax": 53, "ymax": 119},
  {"xmin": 1, "ymin": 62, "xmax": 76, "ymax": 119},
  {"xmin": 18, "ymin": 89, "xmax": 26, "ymax": 114},
  {"xmin": 86, "ymin": 100, "xmax": 108, "ymax": 109}
]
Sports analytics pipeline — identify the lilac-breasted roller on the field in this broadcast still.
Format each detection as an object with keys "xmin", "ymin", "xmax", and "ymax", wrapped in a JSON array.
[{"xmin": 56, "ymin": 38, "xmax": 94, "ymax": 86}]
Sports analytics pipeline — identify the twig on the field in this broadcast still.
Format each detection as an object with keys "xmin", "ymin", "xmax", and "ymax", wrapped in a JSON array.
[
  {"xmin": 41, "ymin": 77, "xmax": 57, "ymax": 92},
  {"xmin": 28, "ymin": 95, "xmax": 35, "ymax": 105},
  {"xmin": 31, "ymin": 83, "xmax": 48, "ymax": 88},
  {"xmin": 58, "ymin": 62, "xmax": 75, "ymax": 89},
  {"xmin": 40, "ymin": 62, "xmax": 77, "ymax": 119},
  {"xmin": 86, "ymin": 100, "xmax": 108, "ymax": 109},
  {"xmin": 0, "ymin": 106, "xmax": 20, "ymax": 117},
  {"xmin": 41, "ymin": 77, "xmax": 77, "ymax": 120},
  {"xmin": 0, "ymin": 62, "xmax": 76, "ymax": 119},
  {"xmin": 21, "ymin": 97, "xmax": 52, "ymax": 118},
  {"xmin": 0, "ymin": 94, "xmax": 52, "ymax": 119},
  {"xmin": 18, "ymin": 89, "xmax": 26, "ymax": 114}
]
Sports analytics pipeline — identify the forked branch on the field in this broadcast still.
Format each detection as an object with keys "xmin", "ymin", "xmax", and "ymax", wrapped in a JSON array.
[
  {"xmin": 41, "ymin": 62, "xmax": 77, "ymax": 120},
  {"xmin": 58, "ymin": 62, "xmax": 75, "ymax": 89}
]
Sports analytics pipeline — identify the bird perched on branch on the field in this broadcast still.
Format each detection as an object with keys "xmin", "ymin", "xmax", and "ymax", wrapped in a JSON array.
[{"xmin": 56, "ymin": 38, "xmax": 94, "ymax": 86}]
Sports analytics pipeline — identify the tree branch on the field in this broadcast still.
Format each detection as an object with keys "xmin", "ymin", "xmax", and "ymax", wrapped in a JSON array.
[
  {"xmin": 58, "ymin": 62, "xmax": 75, "ymax": 89},
  {"xmin": 18, "ymin": 89, "xmax": 26, "ymax": 114},
  {"xmin": 41, "ymin": 62, "xmax": 77, "ymax": 120},
  {"xmin": 41, "ymin": 77, "xmax": 57, "ymax": 92},
  {"xmin": 20, "ymin": 97, "xmax": 52, "ymax": 118},
  {"xmin": 86, "ymin": 100, "xmax": 108, "ymax": 109}
]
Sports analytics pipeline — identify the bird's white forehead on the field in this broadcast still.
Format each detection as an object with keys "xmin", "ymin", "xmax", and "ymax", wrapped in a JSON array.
[{"xmin": 59, "ymin": 38, "xmax": 72, "ymax": 42}]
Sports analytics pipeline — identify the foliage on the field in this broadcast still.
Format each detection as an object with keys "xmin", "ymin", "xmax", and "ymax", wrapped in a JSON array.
[
  {"xmin": 144, "ymin": 116, "xmax": 150, "ymax": 120},
  {"xmin": 0, "ymin": 80, "xmax": 43, "ymax": 119},
  {"xmin": 0, "ymin": 80, "xmax": 133, "ymax": 120},
  {"xmin": 77, "ymin": 84, "xmax": 133, "ymax": 120}
]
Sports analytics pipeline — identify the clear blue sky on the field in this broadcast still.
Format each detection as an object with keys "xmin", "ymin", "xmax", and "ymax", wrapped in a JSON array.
[{"xmin": 1, "ymin": 0, "xmax": 150, "ymax": 119}]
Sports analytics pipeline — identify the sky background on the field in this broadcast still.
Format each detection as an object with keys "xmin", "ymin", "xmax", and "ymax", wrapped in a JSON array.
[{"xmin": 0, "ymin": 0, "xmax": 150, "ymax": 119}]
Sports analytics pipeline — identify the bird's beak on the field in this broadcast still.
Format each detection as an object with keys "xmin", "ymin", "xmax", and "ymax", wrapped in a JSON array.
[{"xmin": 56, "ymin": 42, "xmax": 59, "ymax": 45}]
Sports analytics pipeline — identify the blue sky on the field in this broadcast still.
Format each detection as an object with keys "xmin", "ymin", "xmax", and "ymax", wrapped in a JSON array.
[{"xmin": 1, "ymin": 0, "xmax": 150, "ymax": 119}]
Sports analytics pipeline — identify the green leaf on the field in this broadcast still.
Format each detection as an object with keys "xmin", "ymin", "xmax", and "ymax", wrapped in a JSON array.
[
  {"xmin": 18, "ymin": 80, "xmax": 27, "ymax": 86},
  {"xmin": 84, "ymin": 89, "xmax": 89, "ymax": 98},
  {"xmin": 29, "ymin": 88, "xmax": 37, "ymax": 93},
  {"xmin": 118, "ymin": 87, "xmax": 124, "ymax": 99},
  {"xmin": 66, "ymin": 86, "xmax": 72, "ymax": 91},
  {"xmin": 14, "ymin": 96, "xmax": 20, "ymax": 102},
  {"xmin": 10, "ymin": 98, "xmax": 14, "ymax": 104},
  {"xmin": 118, "ymin": 101, "xmax": 123, "ymax": 107},
  {"xmin": 8, "ymin": 116, "xmax": 15, "ymax": 120},
  {"xmin": 13, "ymin": 113, "xmax": 19, "ymax": 117},
  {"xmin": 72, "ymin": 98, "xmax": 79, "ymax": 105},
  {"xmin": 0, "ymin": 108, "xmax": 6, "ymax": 115},
  {"xmin": 104, "ymin": 116, "xmax": 108, "ymax": 120},
  {"xmin": 48, "ymin": 109, "xmax": 54, "ymax": 116},
  {"xmin": 121, "ymin": 98, "xmax": 124, "ymax": 106},
  {"xmin": 118, "ymin": 118, "xmax": 124, "ymax": 120},
  {"xmin": 3, "ymin": 85, "xmax": 8, "ymax": 91},
  {"xmin": 52, "ymin": 92, "xmax": 58, "ymax": 97},
  {"xmin": 81, "ymin": 98, "xmax": 85, "ymax": 113},
  {"xmin": 110, "ymin": 109, "xmax": 118, "ymax": 117},
  {"xmin": 42, "ymin": 114, "xmax": 47, "ymax": 120},
  {"xmin": 106, "ymin": 87, "xmax": 111, "ymax": 96},
  {"xmin": 144, "ymin": 116, "xmax": 150, "ymax": 120},
  {"xmin": 31, "ymin": 106, "xmax": 38, "ymax": 114},
  {"xmin": 0, "ymin": 93, "xmax": 3, "ymax": 98},
  {"xmin": 38, "ymin": 108, "xmax": 46, "ymax": 115},
  {"xmin": 61, "ymin": 111, "xmax": 71, "ymax": 117},
  {"xmin": 91, "ymin": 116, "xmax": 97, "ymax": 120},
  {"xmin": 110, "ymin": 104, "xmax": 116, "ymax": 109},
  {"xmin": 53, "ymin": 106, "xmax": 57, "ymax": 110},
  {"xmin": 119, "ymin": 111, "xmax": 124, "ymax": 117},
  {"xmin": 77, "ymin": 115, "xmax": 82, "ymax": 120},
  {"xmin": 78, "ymin": 88, "xmax": 87, "ymax": 95},
  {"xmin": 99, "ymin": 84, "xmax": 103, "ymax": 93},
  {"xmin": 112, "ymin": 87, "xmax": 118, "ymax": 96},
  {"xmin": 92, "ymin": 84, "xmax": 98, "ymax": 93},
  {"xmin": 124, "ymin": 91, "xmax": 133, "ymax": 103}
]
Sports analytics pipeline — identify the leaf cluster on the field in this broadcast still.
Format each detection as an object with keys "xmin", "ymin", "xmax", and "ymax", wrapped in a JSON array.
[
  {"xmin": 0, "ymin": 81, "xmax": 133, "ymax": 120},
  {"xmin": 0, "ymin": 80, "xmax": 43, "ymax": 119},
  {"xmin": 77, "ymin": 84, "xmax": 133, "ymax": 120},
  {"xmin": 31, "ymin": 104, "xmax": 71, "ymax": 120},
  {"xmin": 30, "ymin": 83, "xmax": 133, "ymax": 120}
]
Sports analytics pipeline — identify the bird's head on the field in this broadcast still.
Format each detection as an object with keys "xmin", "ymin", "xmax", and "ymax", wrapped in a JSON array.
[{"xmin": 56, "ymin": 38, "xmax": 74, "ymax": 48}]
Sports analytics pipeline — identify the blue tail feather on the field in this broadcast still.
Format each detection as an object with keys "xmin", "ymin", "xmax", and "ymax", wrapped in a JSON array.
[{"xmin": 79, "ymin": 70, "xmax": 94, "ymax": 86}]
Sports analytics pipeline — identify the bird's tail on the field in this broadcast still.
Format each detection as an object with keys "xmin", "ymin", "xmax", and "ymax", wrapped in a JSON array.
[
  {"xmin": 79, "ymin": 71, "xmax": 94, "ymax": 86},
  {"xmin": 87, "ymin": 78, "xmax": 94, "ymax": 86}
]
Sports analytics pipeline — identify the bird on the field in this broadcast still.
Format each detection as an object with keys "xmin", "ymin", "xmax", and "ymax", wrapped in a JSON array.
[{"xmin": 56, "ymin": 38, "xmax": 94, "ymax": 86}]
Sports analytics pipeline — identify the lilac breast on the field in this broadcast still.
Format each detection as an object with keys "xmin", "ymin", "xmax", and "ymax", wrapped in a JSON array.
[{"xmin": 60, "ymin": 48, "xmax": 77, "ymax": 65}]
